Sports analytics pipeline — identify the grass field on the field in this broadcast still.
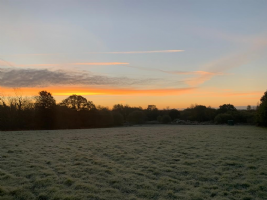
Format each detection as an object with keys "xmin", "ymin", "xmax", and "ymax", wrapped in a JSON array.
[{"xmin": 0, "ymin": 125, "xmax": 267, "ymax": 200}]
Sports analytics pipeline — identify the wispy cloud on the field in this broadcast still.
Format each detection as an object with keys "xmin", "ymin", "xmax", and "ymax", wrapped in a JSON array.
[
  {"xmin": 192, "ymin": 26, "xmax": 267, "ymax": 45},
  {"xmin": 15, "ymin": 62, "xmax": 129, "ymax": 68},
  {"xmin": 99, "ymin": 50, "xmax": 184, "ymax": 54},
  {"xmin": 0, "ymin": 68, "xmax": 157, "ymax": 88},
  {"xmin": 124, "ymin": 65, "xmax": 226, "ymax": 86},
  {"xmin": 195, "ymin": 89, "xmax": 263, "ymax": 97},
  {"xmin": 126, "ymin": 65, "xmax": 224, "ymax": 76},
  {"xmin": 71, "ymin": 62, "xmax": 129, "ymax": 65},
  {"xmin": 184, "ymin": 39, "xmax": 267, "ymax": 86},
  {"xmin": 0, "ymin": 58, "xmax": 15, "ymax": 68},
  {"xmin": 1, "ymin": 50, "xmax": 184, "ymax": 57}
]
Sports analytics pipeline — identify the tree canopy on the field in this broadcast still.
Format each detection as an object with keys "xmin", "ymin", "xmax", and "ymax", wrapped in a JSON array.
[
  {"xmin": 35, "ymin": 91, "xmax": 56, "ymax": 109},
  {"xmin": 218, "ymin": 104, "xmax": 237, "ymax": 114},
  {"xmin": 257, "ymin": 90, "xmax": 267, "ymax": 126},
  {"xmin": 60, "ymin": 95, "xmax": 95, "ymax": 111}
]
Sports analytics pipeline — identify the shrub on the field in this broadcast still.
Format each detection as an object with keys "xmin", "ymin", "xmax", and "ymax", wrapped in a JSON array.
[
  {"xmin": 112, "ymin": 112, "xmax": 124, "ymax": 126},
  {"xmin": 157, "ymin": 115, "xmax": 162, "ymax": 122},
  {"xmin": 127, "ymin": 111, "xmax": 146, "ymax": 124},
  {"xmin": 168, "ymin": 109, "xmax": 180, "ymax": 120},
  {"xmin": 162, "ymin": 115, "xmax": 172, "ymax": 124},
  {"xmin": 214, "ymin": 113, "xmax": 233, "ymax": 124},
  {"xmin": 95, "ymin": 108, "xmax": 114, "ymax": 127},
  {"xmin": 180, "ymin": 105, "xmax": 216, "ymax": 122}
]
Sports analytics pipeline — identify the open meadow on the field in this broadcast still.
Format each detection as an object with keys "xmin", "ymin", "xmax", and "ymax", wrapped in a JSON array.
[{"xmin": 0, "ymin": 125, "xmax": 267, "ymax": 200}]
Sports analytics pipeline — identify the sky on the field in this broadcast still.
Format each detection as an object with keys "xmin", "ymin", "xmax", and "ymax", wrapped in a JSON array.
[{"xmin": 0, "ymin": 0, "xmax": 267, "ymax": 109}]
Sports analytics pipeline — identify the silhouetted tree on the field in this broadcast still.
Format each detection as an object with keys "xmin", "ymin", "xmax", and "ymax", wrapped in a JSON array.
[
  {"xmin": 112, "ymin": 104, "xmax": 143, "ymax": 121},
  {"xmin": 0, "ymin": 95, "xmax": 9, "ymax": 130},
  {"xmin": 127, "ymin": 110, "xmax": 146, "ymax": 124},
  {"xmin": 112, "ymin": 104, "xmax": 126, "ymax": 120},
  {"xmin": 218, "ymin": 104, "xmax": 237, "ymax": 114},
  {"xmin": 214, "ymin": 113, "xmax": 234, "ymax": 124},
  {"xmin": 112, "ymin": 112, "xmax": 124, "ymax": 126},
  {"xmin": 162, "ymin": 115, "xmax": 172, "ymax": 124},
  {"xmin": 146, "ymin": 105, "xmax": 159, "ymax": 121},
  {"xmin": 181, "ymin": 105, "xmax": 216, "ymax": 122},
  {"xmin": 256, "ymin": 90, "xmax": 267, "ymax": 126},
  {"xmin": 60, "ymin": 95, "xmax": 95, "ymax": 111},
  {"xmin": 35, "ymin": 91, "xmax": 56, "ymax": 109},
  {"xmin": 168, "ymin": 109, "xmax": 180, "ymax": 120},
  {"xmin": 95, "ymin": 107, "xmax": 114, "ymax": 127},
  {"xmin": 35, "ymin": 91, "xmax": 56, "ymax": 129}
]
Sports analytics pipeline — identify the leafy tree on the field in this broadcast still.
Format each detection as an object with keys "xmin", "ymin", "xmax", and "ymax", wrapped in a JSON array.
[
  {"xmin": 35, "ymin": 91, "xmax": 56, "ymax": 109},
  {"xmin": 147, "ymin": 105, "xmax": 157, "ymax": 111},
  {"xmin": 112, "ymin": 104, "xmax": 126, "ymax": 119},
  {"xmin": 35, "ymin": 91, "xmax": 56, "ymax": 129},
  {"xmin": 95, "ymin": 107, "xmax": 114, "ymax": 127},
  {"xmin": 112, "ymin": 104, "xmax": 124, "ymax": 112},
  {"xmin": 112, "ymin": 104, "xmax": 143, "ymax": 121},
  {"xmin": 60, "ymin": 95, "xmax": 95, "ymax": 111},
  {"xmin": 181, "ymin": 105, "xmax": 216, "ymax": 122},
  {"xmin": 256, "ymin": 90, "xmax": 267, "ymax": 126},
  {"xmin": 146, "ymin": 105, "xmax": 159, "ymax": 121},
  {"xmin": 260, "ymin": 91, "xmax": 267, "ymax": 102},
  {"xmin": 218, "ymin": 104, "xmax": 237, "ymax": 114}
]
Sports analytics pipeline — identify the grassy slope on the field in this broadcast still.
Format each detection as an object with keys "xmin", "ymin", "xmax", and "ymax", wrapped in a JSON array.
[{"xmin": 0, "ymin": 125, "xmax": 266, "ymax": 200}]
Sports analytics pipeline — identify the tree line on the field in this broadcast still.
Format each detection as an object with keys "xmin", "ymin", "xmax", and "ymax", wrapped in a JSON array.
[{"xmin": 0, "ymin": 90, "xmax": 267, "ymax": 131}]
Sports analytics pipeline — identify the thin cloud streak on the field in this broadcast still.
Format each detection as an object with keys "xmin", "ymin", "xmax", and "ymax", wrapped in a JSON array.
[
  {"xmin": 100, "ymin": 50, "xmax": 184, "ymax": 54},
  {"xmin": 194, "ymin": 89, "xmax": 263, "ymax": 97},
  {"xmin": 185, "ymin": 39, "xmax": 267, "ymax": 87},
  {"xmin": 126, "ymin": 65, "xmax": 224, "ymax": 76},
  {"xmin": 72, "ymin": 62, "xmax": 129, "ymax": 65},
  {"xmin": 125, "ymin": 65, "xmax": 226, "ymax": 86},
  {"xmin": 16, "ymin": 62, "xmax": 129, "ymax": 68},
  {"xmin": 1, "ymin": 50, "xmax": 184, "ymax": 57},
  {"xmin": 0, "ymin": 58, "xmax": 16, "ymax": 68}
]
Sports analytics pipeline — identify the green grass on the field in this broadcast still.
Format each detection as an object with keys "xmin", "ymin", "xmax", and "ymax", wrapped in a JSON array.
[{"xmin": 0, "ymin": 125, "xmax": 267, "ymax": 200}]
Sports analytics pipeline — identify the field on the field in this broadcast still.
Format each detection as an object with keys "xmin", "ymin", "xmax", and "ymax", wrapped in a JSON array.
[{"xmin": 0, "ymin": 125, "xmax": 267, "ymax": 200}]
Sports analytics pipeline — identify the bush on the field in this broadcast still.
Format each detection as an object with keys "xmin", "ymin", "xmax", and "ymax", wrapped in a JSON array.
[
  {"xmin": 238, "ymin": 110, "xmax": 256, "ymax": 124},
  {"xmin": 168, "ymin": 109, "xmax": 180, "ymax": 120},
  {"xmin": 127, "ymin": 111, "xmax": 146, "ymax": 124},
  {"xmin": 112, "ymin": 112, "xmax": 124, "ymax": 126},
  {"xmin": 214, "ymin": 113, "xmax": 233, "ymax": 124},
  {"xmin": 95, "ymin": 109, "xmax": 114, "ymax": 127},
  {"xmin": 157, "ymin": 115, "xmax": 162, "ymax": 122},
  {"xmin": 162, "ymin": 115, "xmax": 172, "ymax": 124},
  {"xmin": 180, "ymin": 105, "xmax": 216, "ymax": 122}
]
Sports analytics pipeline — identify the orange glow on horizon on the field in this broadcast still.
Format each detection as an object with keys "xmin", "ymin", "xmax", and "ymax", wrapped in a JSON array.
[
  {"xmin": 0, "ymin": 86, "xmax": 262, "ymax": 109},
  {"xmin": 0, "ymin": 86, "xmax": 195, "ymax": 96}
]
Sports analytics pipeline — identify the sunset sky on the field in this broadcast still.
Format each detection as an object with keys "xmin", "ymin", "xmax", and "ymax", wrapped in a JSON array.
[{"xmin": 0, "ymin": 0, "xmax": 267, "ymax": 109}]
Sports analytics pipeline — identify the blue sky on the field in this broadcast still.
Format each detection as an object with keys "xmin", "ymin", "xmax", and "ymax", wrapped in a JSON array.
[{"xmin": 0, "ymin": 0, "xmax": 267, "ymax": 108}]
